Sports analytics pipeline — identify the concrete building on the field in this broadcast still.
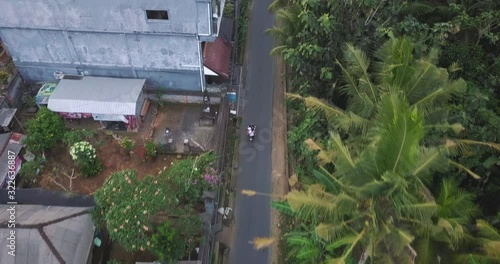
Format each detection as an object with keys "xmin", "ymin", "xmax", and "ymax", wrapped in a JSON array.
[{"xmin": 0, "ymin": 0, "xmax": 227, "ymax": 92}]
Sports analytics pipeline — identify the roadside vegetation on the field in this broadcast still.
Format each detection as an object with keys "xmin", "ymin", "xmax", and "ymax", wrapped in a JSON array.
[
  {"xmin": 265, "ymin": 0, "xmax": 500, "ymax": 263},
  {"xmin": 237, "ymin": 0, "xmax": 251, "ymax": 64}
]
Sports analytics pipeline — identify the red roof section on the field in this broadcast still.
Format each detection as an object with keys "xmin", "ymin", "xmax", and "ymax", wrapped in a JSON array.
[{"xmin": 204, "ymin": 38, "xmax": 232, "ymax": 79}]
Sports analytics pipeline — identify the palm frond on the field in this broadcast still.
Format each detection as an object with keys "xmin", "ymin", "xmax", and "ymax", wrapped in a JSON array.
[
  {"xmin": 436, "ymin": 179, "xmax": 480, "ymax": 223},
  {"xmin": 448, "ymin": 160, "xmax": 481, "ymax": 180},
  {"xmin": 270, "ymin": 45, "xmax": 289, "ymax": 56},
  {"xmin": 326, "ymin": 228, "xmax": 367, "ymax": 264},
  {"xmin": 411, "ymin": 147, "xmax": 448, "ymax": 179},
  {"xmin": 341, "ymin": 43, "xmax": 377, "ymax": 102},
  {"xmin": 452, "ymin": 139, "xmax": 500, "ymax": 152},
  {"xmin": 286, "ymin": 184, "xmax": 356, "ymax": 220},
  {"xmin": 285, "ymin": 232, "xmax": 325, "ymax": 263},
  {"xmin": 304, "ymin": 138, "xmax": 335, "ymax": 165},
  {"xmin": 329, "ymin": 132, "xmax": 356, "ymax": 169},
  {"xmin": 399, "ymin": 202, "xmax": 438, "ymax": 221},
  {"xmin": 287, "ymin": 93, "xmax": 372, "ymax": 133},
  {"xmin": 453, "ymin": 253, "xmax": 500, "ymax": 264},
  {"xmin": 313, "ymin": 167, "xmax": 339, "ymax": 193},
  {"xmin": 268, "ymin": 0, "xmax": 289, "ymax": 12},
  {"xmin": 271, "ymin": 200, "xmax": 294, "ymax": 216},
  {"xmin": 375, "ymin": 94, "xmax": 424, "ymax": 174},
  {"xmin": 413, "ymin": 237, "xmax": 438, "ymax": 264},
  {"xmin": 476, "ymin": 220, "xmax": 500, "ymax": 241},
  {"xmin": 315, "ymin": 223, "xmax": 351, "ymax": 242}
]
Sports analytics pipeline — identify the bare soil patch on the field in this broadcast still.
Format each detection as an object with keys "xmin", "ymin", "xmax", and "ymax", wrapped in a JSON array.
[{"xmin": 38, "ymin": 131, "xmax": 177, "ymax": 195}]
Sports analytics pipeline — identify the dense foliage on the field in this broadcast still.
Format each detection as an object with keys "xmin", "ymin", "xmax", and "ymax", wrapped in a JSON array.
[
  {"xmin": 23, "ymin": 107, "xmax": 66, "ymax": 154},
  {"xmin": 159, "ymin": 151, "xmax": 219, "ymax": 203},
  {"xmin": 62, "ymin": 129, "xmax": 97, "ymax": 146},
  {"xmin": 268, "ymin": 0, "xmax": 500, "ymax": 262},
  {"xmin": 18, "ymin": 158, "xmax": 42, "ymax": 186},
  {"xmin": 92, "ymin": 170, "xmax": 202, "ymax": 253}
]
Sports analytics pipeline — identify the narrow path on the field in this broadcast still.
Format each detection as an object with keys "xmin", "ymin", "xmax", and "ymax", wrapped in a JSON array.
[{"xmin": 230, "ymin": 0, "xmax": 275, "ymax": 263}]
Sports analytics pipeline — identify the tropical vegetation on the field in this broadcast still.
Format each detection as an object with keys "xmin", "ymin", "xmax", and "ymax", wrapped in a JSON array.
[
  {"xmin": 23, "ymin": 107, "xmax": 66, "ymax": 154},
  {"xmin": 266, "ymin": 0, "xmax": 500, "ymax": 263}
]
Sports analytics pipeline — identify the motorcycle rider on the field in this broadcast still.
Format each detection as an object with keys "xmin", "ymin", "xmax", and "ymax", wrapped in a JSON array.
[{"xmin": 247, "ymin": 124, "xmax": 256, "ymax": 138}]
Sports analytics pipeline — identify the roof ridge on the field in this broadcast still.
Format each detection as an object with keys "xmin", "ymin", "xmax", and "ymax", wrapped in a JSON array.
[{"xmin": 0, "ymin": 208, "xmax": 92, "ymax": 264}]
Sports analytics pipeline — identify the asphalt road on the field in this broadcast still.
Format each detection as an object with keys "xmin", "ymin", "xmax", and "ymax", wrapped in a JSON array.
[{"xmin": 230, "ymin": 0, "xmax": 275, "ymax": 263}]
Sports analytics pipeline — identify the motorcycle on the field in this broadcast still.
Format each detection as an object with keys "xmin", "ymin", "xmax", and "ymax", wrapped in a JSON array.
[{"xmin": 246, "ymin": 124, "xmax": 256, "ymax": 141}]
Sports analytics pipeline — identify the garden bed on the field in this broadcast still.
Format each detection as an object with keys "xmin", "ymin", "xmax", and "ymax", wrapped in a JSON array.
[{"xmin": 37, "ymin": 130, "xmax": 178, "ymax": 195}]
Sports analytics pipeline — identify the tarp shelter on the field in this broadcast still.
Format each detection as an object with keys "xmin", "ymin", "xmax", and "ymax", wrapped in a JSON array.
[
  {"xmin": 0, "ymin": 108, "xmax": 16, "ymax": 132},
  {"xmin": 35, "ymin": 82, "xmax": 57, "ymax": 107},
  {"xmin": 0, "ymin": 132, "xmax": 25, "ymax": 189},
  {"xmin": 47, "ymin": 76, "xmax": 146, "ymax": 130}
]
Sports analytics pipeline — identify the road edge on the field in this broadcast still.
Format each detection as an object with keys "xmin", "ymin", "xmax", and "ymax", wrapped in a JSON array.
[{"xmin": 270, "ymin": 41, "xmax": 289, "ymax": 264}]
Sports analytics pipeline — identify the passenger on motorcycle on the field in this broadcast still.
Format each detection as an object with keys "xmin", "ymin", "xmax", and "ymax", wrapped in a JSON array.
[{"xmin": 247, "ymin": 124, "xmax": 256, "ymax": 138}]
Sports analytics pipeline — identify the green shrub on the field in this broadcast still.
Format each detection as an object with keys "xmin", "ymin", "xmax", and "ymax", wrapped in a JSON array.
[
  {"xmin": 70, "ymin": 141, "xmax": 102, "ymax": 177},
  {"xmin": 63, "ymin": 129, "xmax": 97, "ymax": 146},
  {"xmin": 80, "ymin": 159, "xmax": 103, "ymax": 177},
  {"xmin": 144, "ymin": 140, "xmax": 157, "ymax": 158},
  {"xmin": 21, "ymin": 94, "xmax": 36, "ymax": 109},
  {"xmin": 150, "ymin": 222, "xmax": 185, "ymax": 263},
  {"xmin": 119, "ymin": 137, "xmax": 135, "ymax": 152},
  {"xmin": 440, "ymin": 42, "xmax": 486, "ymax": 80},
  {"xmin": 23, "ymin": 107, "xmax": 66, "ymax": 154},
  {"xmin": 18, "ymin": 159, "xmax": 42, "ymax": 186},
  {"xmin": 0, "ymin": 71, "xmax": 9, "ymax": 84},
  {"xmin": 224, "ymin": 1, "xmax": 235, "ymax": 18},
  {"xmin": 159, "ymin": 151, "xmax": 218, "ymax": 203}
]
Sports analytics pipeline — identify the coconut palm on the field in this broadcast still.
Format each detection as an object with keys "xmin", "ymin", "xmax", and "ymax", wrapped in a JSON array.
[
  {"xmin": 453, "ymin": 218, "xmax": 500, "ymax": 263},
  {"xmin": 277, "ymin": 93, "xmax": 500, "ymax": 263},
  {"xmin": 283, "ymin": 93, "xmax": 442, "ymax": 263},
  {"xmin": 288, "ymin": 37, "xmax": 466, "ymax": 140},
  {"xmin": 288, "ymin": 36, "xmax": 500, "ymax": 175},
  {"xmin": 413, "ymin": 179, "xmax": 481, "ymax": 263},
  {"xmin": 265, "ymin": 3, "xmax": 303, "ymax": 56}
]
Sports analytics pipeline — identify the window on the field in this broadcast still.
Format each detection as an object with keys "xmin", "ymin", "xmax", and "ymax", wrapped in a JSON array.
[{"xmin": 146, "ymin": 10, "xmax": 169, "ymax": 20}]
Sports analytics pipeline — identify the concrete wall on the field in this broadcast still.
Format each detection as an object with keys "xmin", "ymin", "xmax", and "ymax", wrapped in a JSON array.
[{"xmin": 0, "ymin": 0, "xmax": 213, "ymax": 90}]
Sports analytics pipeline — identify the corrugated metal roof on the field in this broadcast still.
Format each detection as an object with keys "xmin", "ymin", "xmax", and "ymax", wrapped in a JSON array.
[
  {"xmin": 48, "ymin": 76, "xmax": 146, "ymax": 115},
  {"xmin": 203, "ymin": 37, "xmax": 232, "ymax": 79},
  {"xmin": 0, "ymin": 108, "xmax": 16, "ymax": 127},
  {"xmin": 0, "ymin": 132, "xmax": 24, "ymax": 180},
  {"xmin": 0, "ymin": 205, "xmax": 94, "ymax": 264}
]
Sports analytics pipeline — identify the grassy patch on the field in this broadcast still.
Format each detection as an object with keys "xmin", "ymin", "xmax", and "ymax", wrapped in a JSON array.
[
  {"xmin": 223, "ymin": 0, "xmax": 235, "ymax": 18},
  {"xmin": 277, "ymin": 212, "xmax": 297, "ymax": 264},
  {"xmin": 237, "ymin": 0, "xmax": 251, "ymax": 64}
]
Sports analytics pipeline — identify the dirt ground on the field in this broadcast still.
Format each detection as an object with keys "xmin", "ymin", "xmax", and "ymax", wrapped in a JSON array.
[
  {"xmin": 38, "ymin": 130, "xmax": 177, "ymax": 195},
  {"xmin": 270, "ymin": 44, "xmax": 290, "ymax": 263}
]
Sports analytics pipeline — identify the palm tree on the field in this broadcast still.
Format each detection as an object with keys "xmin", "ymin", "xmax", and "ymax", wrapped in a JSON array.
[
  {"xmin": 288, "ymin": 37, "xmax": 500, "ymax": 176},
  {"xmin": 277, "ymin": 93, "xmax": 500, "ymax": 263},
  {"xmin": 288, "ymin": 37, "xmax": 466, "ymax": 140},
  {"xmin": 265, "ymin": 3, "xmax": 303, "ymax": 56},
  {"xmin": 413, "ymin": 179, "xmax": 481, "ymax": 263},
  {"xmin": 453, "ymin": 218, "xmax": 500, "ymax": 263},
  {"xmin": 283, "ymin": 93, "xmax": 443, "ymax": 263}
]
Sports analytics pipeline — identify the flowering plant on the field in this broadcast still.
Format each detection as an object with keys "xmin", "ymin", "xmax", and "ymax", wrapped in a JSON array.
[
  {"xmin": 119, "ymin": 137, "xmax": 135, "ymax": 152},
  {"xmin": 70, "ymin": 141, "xmax": 102, "ymax": 177},
  {"xmin": 159, "ymin": 151, "xmax": 219, "ymax": 203},
  {"xmin": 139, "ymin": 140, "xmax": 157, "ymax": 162},
  {"xmin": 92, "ymin": 170, "xmax": 197, "ymax": 253},
  {"xmin": 70, "ymin": 141, "xmax": 96, "ymax": 161},
  {"xmin": 203, "ymin": 166, "xmax": 220, "ymax": 187}
]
